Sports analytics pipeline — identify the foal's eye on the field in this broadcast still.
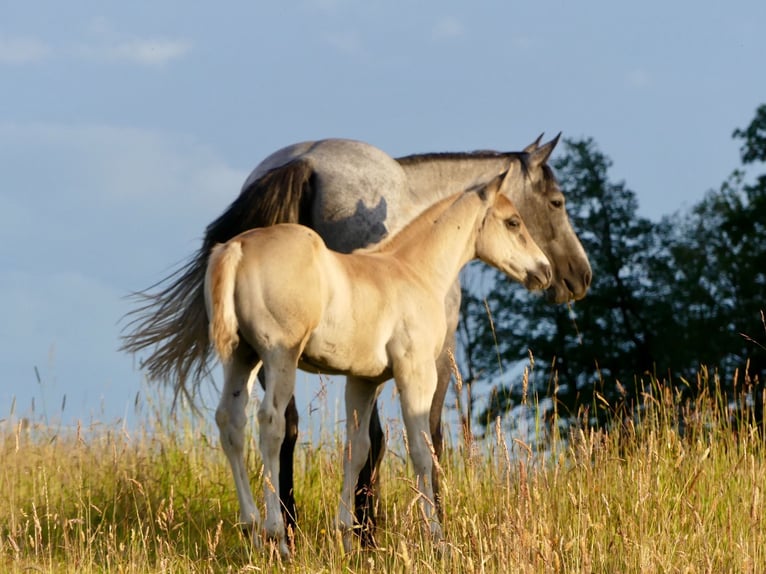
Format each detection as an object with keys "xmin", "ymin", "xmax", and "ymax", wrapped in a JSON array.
[
  {"xmin": 550, "ymin": 199, "xmax": 564, "ymax": 209},
  {"xmin": 505, "ymin": 216, "xmax": 521, "ymax": 229}
]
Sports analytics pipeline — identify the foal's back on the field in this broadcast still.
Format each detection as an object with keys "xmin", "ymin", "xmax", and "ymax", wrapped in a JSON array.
[{"xmin": 219, "ymin": 220, "xmax": 446, "ymax": 380}]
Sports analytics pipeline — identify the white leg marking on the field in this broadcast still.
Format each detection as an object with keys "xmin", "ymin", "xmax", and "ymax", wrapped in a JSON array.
[
  {"xmin": 397, "ymin": 361, "xmax": 443, "ymax": 541},
  {"xmin": 216, "ymin": 357, "xmax": 262, "ymax": 540},
  {"xmin": 258, "ymin": 351, "xmax": 297, "ymax": 558},
  {"xmin": 337, "ymin": 377, "xmax": 380, "ymax": 552}
]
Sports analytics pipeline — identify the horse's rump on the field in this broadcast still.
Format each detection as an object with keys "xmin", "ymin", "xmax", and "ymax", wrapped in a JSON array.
[{"xmin": 120, "ymin": 157, "xmax": 316, "ymax": 402}]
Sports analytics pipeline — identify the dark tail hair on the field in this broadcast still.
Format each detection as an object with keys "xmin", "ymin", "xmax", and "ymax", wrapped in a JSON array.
[{"xmin": 120, "ymin": 157, "xmax": 315, "ymax": 405}]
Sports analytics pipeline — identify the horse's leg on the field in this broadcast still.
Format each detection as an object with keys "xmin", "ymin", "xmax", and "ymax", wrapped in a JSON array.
[
  {"xmin": 257, "ymin": 350, "xmax": 298, "ymax": 558},
  {"xmin": 397, "ymin": 362, "xmax": 442, "ymax": 541},
  {"xmin": 279, "ymin": 395, "xmax": 299, "ymax": 538},
  {"xmin": 215, "ymin": 349, "xmax": 261, "ymax": 542},
  {"xmin": 256, "ymin": 367, "xmax": 300, "ymax": 541},
  {"xmin": 354, "ymin": 399, "xmax": 385, "ymax": 547},
  {"xmin": 430, "ymin": 280, "xmax": 461, "ymax": 521},
  {"xmin": 338, "ymin": 376, "xmax": 380, "ymax": 552}
]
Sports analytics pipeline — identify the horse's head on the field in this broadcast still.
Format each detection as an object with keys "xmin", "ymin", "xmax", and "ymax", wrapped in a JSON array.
[
  {"xmin": 504, "ymin": 135, "xmax": 592, "ymax": 303},
  {"xmin": 475, "ymin": 175, "xmax": 552, "ymax": 292}
]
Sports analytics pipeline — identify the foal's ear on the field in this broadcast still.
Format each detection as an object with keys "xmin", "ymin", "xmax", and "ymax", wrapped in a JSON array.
[
  {"xmin": 478, "ymin": 169, "xmax": 509, "ymax": 201},
  {"xmin": 529, "ymin": 132, "xmax": 562, "ymax": 168}
]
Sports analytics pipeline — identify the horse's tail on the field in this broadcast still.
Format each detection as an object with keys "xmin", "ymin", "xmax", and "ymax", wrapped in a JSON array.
[
  {"xmin": 120, "ymin": 157, "xmax": 315, "ymax": 405},
  {"xmin": 205, "ymin": 241, "xmax": 243, "ymax": 363}
]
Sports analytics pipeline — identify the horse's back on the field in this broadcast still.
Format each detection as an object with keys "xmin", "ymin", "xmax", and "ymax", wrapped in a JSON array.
[{"xmin": 243, "ymin": 139, "xmax": 413, "ymax": 252}]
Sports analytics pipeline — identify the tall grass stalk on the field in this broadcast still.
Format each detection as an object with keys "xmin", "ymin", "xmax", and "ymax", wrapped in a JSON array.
[{"xmin": 2, "ymin": 373, "xmax": 764, "ymax": 573}]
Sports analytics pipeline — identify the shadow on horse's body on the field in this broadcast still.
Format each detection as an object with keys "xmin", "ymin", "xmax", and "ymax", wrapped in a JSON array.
[
  {"xmin": 204, "ymin": 173, "xmax": 551, "ymax": 556},
  {"xmin": 122, "ymin": 135, "xmax": 592, "ymax": 545}
]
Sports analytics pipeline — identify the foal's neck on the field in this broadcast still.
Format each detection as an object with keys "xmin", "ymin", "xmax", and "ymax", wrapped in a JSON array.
[{"xmin": 379, "ymin": 191, "xmax": 484, "ymax": 296}]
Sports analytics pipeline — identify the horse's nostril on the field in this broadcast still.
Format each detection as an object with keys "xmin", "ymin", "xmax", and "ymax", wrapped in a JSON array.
[{"xmin": 583, "ymin": 269, "xmax": 592, "ymax": 287}]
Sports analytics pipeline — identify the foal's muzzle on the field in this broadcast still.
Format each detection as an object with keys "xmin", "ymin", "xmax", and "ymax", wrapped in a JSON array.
[{"xmin": 525, "ymin": 263, "xmax": 553, "ymax": 291}]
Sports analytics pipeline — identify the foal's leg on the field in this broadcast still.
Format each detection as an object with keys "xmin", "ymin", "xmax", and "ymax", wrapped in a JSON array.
[
  {"xmin": 256, "ymin": 368, "xmax": 300, "ymax": 538},
  {"xmin": 215, "ymin": 350, "xmax": 261, "ymax": 540},
  {"xmin": 338, "ymin": 376, "xmax": 380, "ymax": 552},
  {"xmin": 429, "ymin": 281, "xmax": 462, "ymax": 521},
  {"xmin": 258, "ymin": 351, "xmax": 299, "ymax": 558},
  {"xmin": 397, "ymin": 362, "xmax": 442, "ymax": 540},
  {"xmin": 353, "ymin": 285, "xmax": 461, "ymax": 541}
]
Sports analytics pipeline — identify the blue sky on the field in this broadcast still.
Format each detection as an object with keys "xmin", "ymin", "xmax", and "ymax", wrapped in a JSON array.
[{"xmin": 2, "ymin": 1, "xmax": 765, "ymax": 430}]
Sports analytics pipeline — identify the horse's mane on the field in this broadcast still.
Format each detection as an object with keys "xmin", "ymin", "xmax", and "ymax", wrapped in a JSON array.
[{"xmin": 397, "ymin": 150, "xmax": 530, "ymax": 174}]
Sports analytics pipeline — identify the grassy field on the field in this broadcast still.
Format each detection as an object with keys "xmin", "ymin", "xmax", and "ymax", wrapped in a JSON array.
[{"xmin": 2, "ymin": 374, "xmax": 765, "ymax": 573}]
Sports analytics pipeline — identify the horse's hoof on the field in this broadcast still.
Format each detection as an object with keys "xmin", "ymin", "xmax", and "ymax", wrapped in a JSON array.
[
  {"xmin": 434, "ymin": 539, "xmax": 454, "ymax": 561},
  {"xmin": 241, "ymin": 525, "xmax": 263, "ymax": 549},
  {"xmin": 359, "ymin": 527, "xmax": 377, "ymax": 549},
  {"xmin": 265, "ymin": 536, "xmax": 291, "ymax": 561}
]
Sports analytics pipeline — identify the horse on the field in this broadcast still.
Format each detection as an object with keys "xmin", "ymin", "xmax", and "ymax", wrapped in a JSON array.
[
  {"xmin": 121, "ymin": 135, "xmax": 592, "ymax": 544},
  {"xmin": 204, "ymin": 171, "xmax": 552, "ymax": 556}
]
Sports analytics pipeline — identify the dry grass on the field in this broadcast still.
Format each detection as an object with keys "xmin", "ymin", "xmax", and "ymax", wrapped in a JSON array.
[{"xmin": 2, "ymin": 375, "xmax": 765, "ymax": 573}]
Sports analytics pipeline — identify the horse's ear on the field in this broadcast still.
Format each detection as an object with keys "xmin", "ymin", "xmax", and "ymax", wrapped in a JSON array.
[
  {"xmin": 523, "ymin": 133, "xmax": 545, "ymax": 153},
  {"xmin": 529, "ymin": 132, "xmax": 561, "ymax": 168}
]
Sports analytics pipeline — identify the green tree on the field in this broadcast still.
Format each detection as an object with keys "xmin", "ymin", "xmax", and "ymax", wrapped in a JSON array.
[
  {"xmin": 460, "ymin": 109, "xmax": 766, "ymax": 437},
  {"xmin": 461, "ymin": 138, "xmax": 669, "ymax": 433},
  {"xmin": 665, "ymin": 105, "xmax": 766, "ymax": 423}
]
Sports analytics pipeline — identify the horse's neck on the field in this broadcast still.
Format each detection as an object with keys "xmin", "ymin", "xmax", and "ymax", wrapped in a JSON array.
[
  {"xmin": 383, "ymin": 192, "xmax": 484, "ymax": 297},
  {"xmin": 397, "ymin": 152, "xmax": 515, "ymax": 207}
]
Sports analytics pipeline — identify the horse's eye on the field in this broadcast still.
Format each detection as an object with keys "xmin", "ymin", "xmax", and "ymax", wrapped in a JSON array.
[
  {"xmin": 505, "ymin": 216, "xmax": 520, "ymax": 229},
  {"xmin": 550, "ymin": 198, "xmax": 564, "ymax": 209}
]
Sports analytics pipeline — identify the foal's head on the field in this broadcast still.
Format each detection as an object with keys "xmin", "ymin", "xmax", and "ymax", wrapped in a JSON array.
[{"xmin": 475, "ymin": 173, "xmax": 552, "ymax": 291}]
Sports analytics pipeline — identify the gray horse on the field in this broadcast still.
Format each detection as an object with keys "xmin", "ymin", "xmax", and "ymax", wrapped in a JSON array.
[{"xmin": 122, "ymin": 135, "xmax": 591, "ymax": 546}]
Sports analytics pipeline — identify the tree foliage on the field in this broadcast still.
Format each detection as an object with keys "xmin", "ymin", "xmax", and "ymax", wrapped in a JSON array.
[{"xmin": 459, "ymin": 106, "xmax": 766, "ymax": 434}]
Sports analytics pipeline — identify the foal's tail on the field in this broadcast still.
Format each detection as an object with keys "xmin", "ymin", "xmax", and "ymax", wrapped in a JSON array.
[
  {"xmin": 120, "ymin": 157, "xmax": 314, "ymax": 405},
  {"xmin": 205, "ymin": 241, "xmax": 244, "ymax": 363}
]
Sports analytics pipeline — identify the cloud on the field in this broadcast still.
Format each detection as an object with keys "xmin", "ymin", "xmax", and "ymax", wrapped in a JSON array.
[
  {"xmin": 323, "ymin": 30, "xmax": 365, "ymax": 56},
  {"xmin": 0, "ymin": 121, "xmax": 247, "ymax": 282},
  {"xmin": 625, "ymin": 68, "xmax": 652, "ymax": 89},
  {"xmin": 107, "ymin": 38, "xmax": 192, "ymax": 67},
  {"xmin": 72, "ymin": 37, "xmax": 192, "ymax": 67},
  {"xmin": 0, "ymin": 27, "xmax": 190, "ymax": 68},
  {"xmin": 305, "ymin": 0, "xmax": 347, "ymax": 12},
  {"xmin": 0, "ymin": 35, "xmax": 50, "ymax": 64},
  {"xmin": 431, "ymin": 16, "xmax": 465, "ymax": 41}
]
